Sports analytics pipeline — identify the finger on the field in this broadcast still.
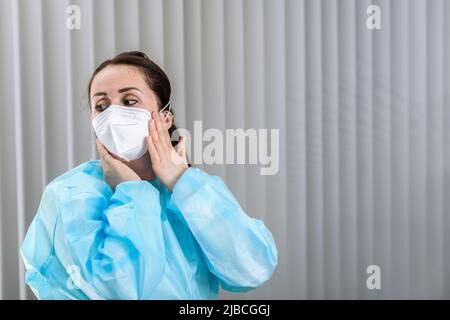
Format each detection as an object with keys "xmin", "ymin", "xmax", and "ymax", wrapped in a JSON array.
[
  {"xmin": 96, "ymin": 139, "xmax": 111, "ymax": 164},
  {"xmin": 150, "ymin": 116, "xmax": 166, "ymax": 158},
  {"xmin": 177, "ymin": 137, "xmax": 186, "ymax": 159},
  {"xmin": 149, "ymin": 117, "xmax": 159, "ymax": 145},
  {"xmin": 96, "ymin": 140, "xmax": 110, "ymax": 171},
  {"xmin": 160, "ymin": 112, "xmax": 172, "ymax": 144},
  {"xmin": 147, "ymin": 135, "xmax": 160, "ymax": 165},
  {"xmin": 156, "ymin": 112, "xmax": 172, "ymax": 148},
  {"xmin": 148, "ymin": 114, "xmax": 153, "ymax": 137},
  {"xmin": 172, "ymin": 137, "xmax": 187, "ymax": 165},
  {"xmin": 155, "ymin": 113, "xmax": 167, "ymax": 144}
]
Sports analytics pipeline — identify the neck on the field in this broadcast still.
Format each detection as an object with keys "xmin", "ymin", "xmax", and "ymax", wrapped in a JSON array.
[{"xmin": 127, "ymin": 153, "xmax": 156, "ymax": 181}]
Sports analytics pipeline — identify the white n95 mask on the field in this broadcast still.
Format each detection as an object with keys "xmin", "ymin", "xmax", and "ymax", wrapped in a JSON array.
[{"xmin": 92, "ymin": 101, "xmax": 171, "ymax": 162}]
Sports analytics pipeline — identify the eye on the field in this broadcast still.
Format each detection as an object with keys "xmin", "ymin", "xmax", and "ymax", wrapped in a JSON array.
[
  {"xmin": 95, "ymin": 104, "xmax": 109, "ymax": 112},
  {"xmin": 123, "ymin": 99, "xmax": 138, "ymax": 106}
]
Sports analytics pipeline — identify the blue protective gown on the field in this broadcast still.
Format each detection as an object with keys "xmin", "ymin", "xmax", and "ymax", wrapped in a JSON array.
[{"xmin": 20, "ymin": 160, "xmax": 278, "ymax": 299}]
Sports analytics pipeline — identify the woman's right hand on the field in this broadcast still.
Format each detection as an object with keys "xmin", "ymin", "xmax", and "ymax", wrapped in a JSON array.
[{"xmin": 96, "ymin": 139, "xmax": 141, "ymax": 189}]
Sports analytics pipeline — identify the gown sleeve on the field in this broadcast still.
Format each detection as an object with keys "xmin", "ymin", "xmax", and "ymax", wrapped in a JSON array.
[
  {"xmin": 170, "ymin": 167, "xmax": 278, "ymax": 292},
  {"xmin": 21, "ymin": 170, "xmax": 166, "ymax": 300}
]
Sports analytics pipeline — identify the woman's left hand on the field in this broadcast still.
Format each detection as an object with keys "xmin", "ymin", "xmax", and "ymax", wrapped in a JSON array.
[{"xmin": 147, "ymin": 112, "xmax": 188, "ymax": 191}]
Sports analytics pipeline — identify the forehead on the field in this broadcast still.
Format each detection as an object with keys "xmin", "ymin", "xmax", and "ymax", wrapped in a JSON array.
[{"xmin": 90, "ymin": 64, "xmax": 149, "ymax": 94}]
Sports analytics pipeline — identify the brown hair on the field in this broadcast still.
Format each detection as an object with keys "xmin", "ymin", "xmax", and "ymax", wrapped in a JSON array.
[{"xmin": 88, "ymin": 51, "xmax": 179, "ymax": 146}]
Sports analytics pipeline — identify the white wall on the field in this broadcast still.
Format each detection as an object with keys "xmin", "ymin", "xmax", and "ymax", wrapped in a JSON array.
[{"xmin": 1, "ymin": 0, "xmax": 450, "ymax": 300}]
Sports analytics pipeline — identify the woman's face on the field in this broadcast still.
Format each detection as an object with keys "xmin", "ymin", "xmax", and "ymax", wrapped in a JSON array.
[{"xmin": 89, "ymin": 64, "xmax": 161, "ymax": 119}]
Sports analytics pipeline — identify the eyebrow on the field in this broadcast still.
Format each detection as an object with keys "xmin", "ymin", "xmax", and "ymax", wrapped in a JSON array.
[
  {"xmin": 118, "ymin": 87, "xmax": 144, "ymax": 94},
  {"xmin": 92, "ymin": 87, "xmax": 144, "ymax": 98}
]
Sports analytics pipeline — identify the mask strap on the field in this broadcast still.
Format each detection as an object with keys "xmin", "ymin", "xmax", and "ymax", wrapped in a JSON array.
[{"xmin": 160, "ymin": 100, "xmax": 172, "ymax": 120}]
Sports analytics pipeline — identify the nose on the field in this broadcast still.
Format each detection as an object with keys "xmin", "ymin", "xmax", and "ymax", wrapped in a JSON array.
[{"xmin": 110, "ymin": 96, "xmax": 122, "ymax": 106}]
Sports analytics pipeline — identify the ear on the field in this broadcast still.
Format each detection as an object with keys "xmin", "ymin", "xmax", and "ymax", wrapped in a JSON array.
[{"xmin": 162, "ymin": 111, "xmax": 173, "ymax": 131}]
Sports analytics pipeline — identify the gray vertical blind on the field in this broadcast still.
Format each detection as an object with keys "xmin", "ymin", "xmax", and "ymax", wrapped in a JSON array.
[{"xmin": 1, "ymin": 0, "xmax": 450, "ymax": 300}]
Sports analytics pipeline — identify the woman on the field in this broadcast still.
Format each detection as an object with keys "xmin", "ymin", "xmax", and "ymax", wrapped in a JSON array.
[{"xmin": 20, "ymin": 51, "xmax": 278, "ymax": 300}]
